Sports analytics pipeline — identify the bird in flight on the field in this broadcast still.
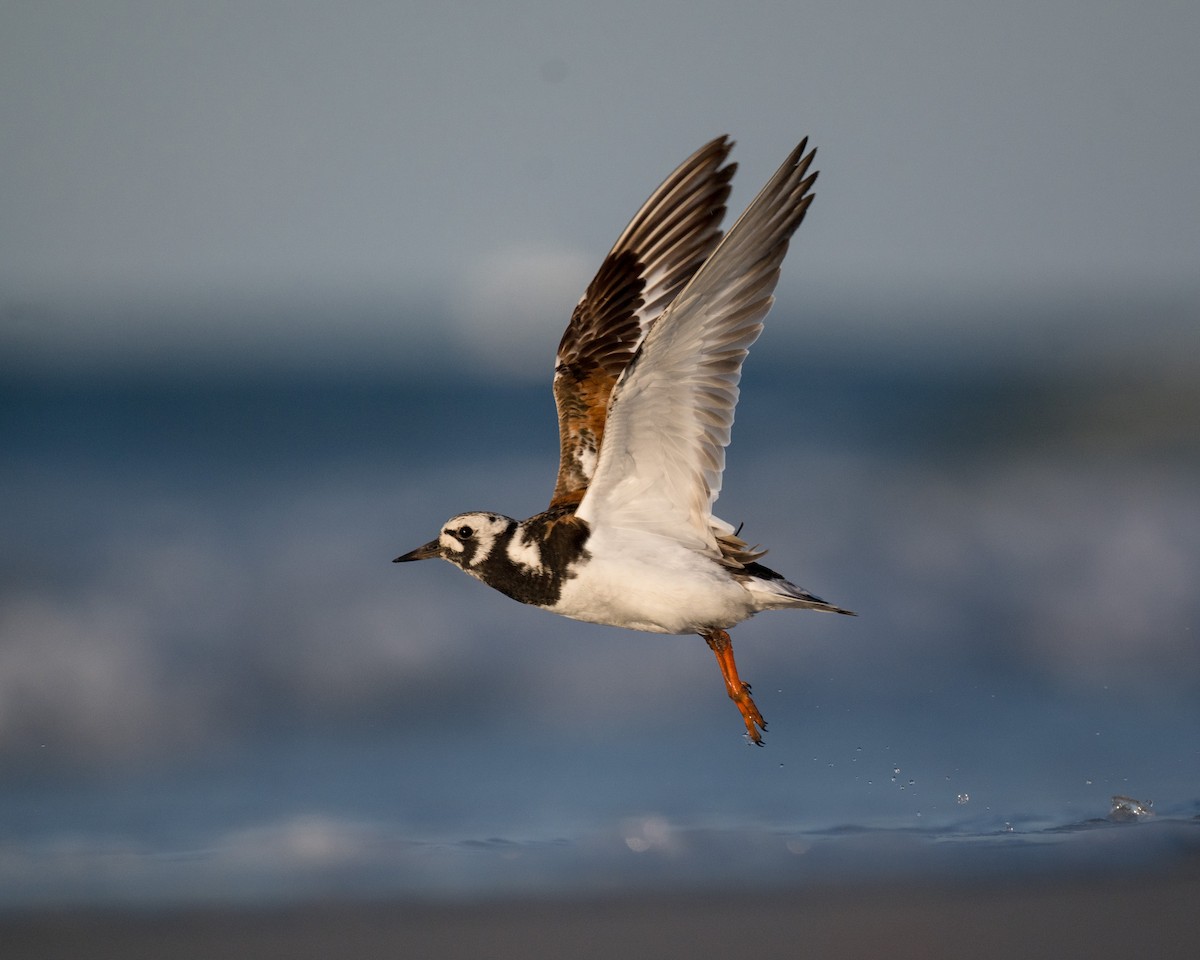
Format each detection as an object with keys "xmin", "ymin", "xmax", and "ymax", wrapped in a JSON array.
[{"xmin": 396, "ymin": 136, "xmax": 853, "ymax": 744}]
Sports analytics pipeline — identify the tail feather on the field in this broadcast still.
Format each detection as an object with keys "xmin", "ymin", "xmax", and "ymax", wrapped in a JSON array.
[{"xmin": 741, "ymin": 560, "xmax": 857, "ymax": 616}]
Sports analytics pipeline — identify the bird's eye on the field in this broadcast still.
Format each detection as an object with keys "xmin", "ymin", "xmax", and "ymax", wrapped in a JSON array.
[{"xmin": 455, "ymin": 525, "xmax": 474, "ymax": 540}]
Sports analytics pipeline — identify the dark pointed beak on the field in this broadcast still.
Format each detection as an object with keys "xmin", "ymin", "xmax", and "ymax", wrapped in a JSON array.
[{"xmin": 393, "ymin": 538, "xmax": 442, "ymax": 563}]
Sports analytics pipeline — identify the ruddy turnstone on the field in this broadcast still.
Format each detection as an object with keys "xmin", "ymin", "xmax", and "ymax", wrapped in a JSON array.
[{"xmin": 396, "ymin": 136, "xmax": 854, "ymax": 744}]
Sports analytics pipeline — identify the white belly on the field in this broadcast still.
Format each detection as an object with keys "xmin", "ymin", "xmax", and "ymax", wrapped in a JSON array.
[{"xmin": 549, "ymin": 548, "xmax": 757, "ymax": 635}]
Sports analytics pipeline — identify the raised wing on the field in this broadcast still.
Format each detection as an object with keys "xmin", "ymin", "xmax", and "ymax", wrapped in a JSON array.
[
  {"xmin": 548, "ymin": 137, "xmax": 736, "ymax": 509},
  {"xmin": 575, "ymin": 140, "xmax": 818, "ymax": 555}
]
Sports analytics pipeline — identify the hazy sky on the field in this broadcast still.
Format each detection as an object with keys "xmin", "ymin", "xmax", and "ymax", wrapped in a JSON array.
[{"xmin": 3, "ymin": 1, "xmax": 1198, "ymax": 371}]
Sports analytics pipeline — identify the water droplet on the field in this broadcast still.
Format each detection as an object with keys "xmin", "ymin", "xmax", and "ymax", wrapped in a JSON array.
[{"xmin": 1109, "ymin": 795, "xmax": 1154, "ymax": 822}]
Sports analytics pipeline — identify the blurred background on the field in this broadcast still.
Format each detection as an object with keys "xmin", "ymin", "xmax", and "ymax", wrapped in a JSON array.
[{"xmin": 2, "ymin": 0, "xmax": 1198, "ymax": 913}]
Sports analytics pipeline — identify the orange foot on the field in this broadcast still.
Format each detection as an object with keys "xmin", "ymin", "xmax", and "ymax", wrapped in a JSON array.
[{"xmin": 702, "ymin": 628, "xmax": 767, "ymax": 745}]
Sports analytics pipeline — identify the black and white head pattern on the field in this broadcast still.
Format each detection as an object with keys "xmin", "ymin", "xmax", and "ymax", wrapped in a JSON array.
[
  {"xmin": 435, "ymin": 508, "xmax": 590, "ymax": 608},
  {"xmin": 433, "ymin": 512, "xmax": 514, "ymax": 571}
]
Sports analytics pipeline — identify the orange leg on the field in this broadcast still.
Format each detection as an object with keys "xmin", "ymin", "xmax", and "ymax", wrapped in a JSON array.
[{"xmin": 703, "ymin": 628, "xmax": 767, "ymax": 745}]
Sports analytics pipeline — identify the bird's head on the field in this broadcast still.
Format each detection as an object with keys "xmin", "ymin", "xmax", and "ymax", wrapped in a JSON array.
[{"xmin": 393, "ymin": 512, "xmax": 513, "ymax": 571}]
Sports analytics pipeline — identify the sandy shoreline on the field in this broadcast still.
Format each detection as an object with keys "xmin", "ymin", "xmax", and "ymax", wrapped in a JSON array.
[{"xmin": 5, "ymin": 867, "xmax": 1198, "ymax": 960}]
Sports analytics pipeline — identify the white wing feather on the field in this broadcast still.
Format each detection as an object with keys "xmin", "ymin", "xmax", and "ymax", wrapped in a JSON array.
[{"xmin": 575, "ymin": 141, "xmax": 818, "ymax": 556}]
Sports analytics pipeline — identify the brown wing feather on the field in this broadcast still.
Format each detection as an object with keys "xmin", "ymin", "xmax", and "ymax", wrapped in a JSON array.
[{"xmin": 548, "ymin": 136, "xmax": 736, "ymax": 508}]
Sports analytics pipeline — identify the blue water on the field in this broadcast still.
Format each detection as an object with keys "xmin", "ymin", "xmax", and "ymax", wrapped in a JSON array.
[{"xmin": 2, "ymin": 342, "xmax": 1198, "ymax": 910}]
